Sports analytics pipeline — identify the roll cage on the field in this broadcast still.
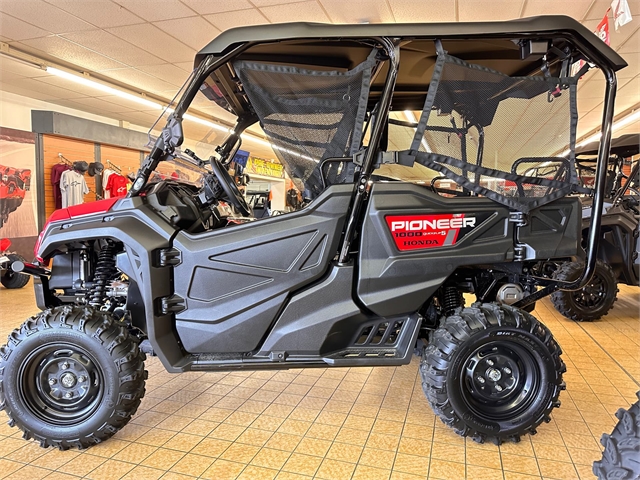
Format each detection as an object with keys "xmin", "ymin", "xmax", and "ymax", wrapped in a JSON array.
[{"xmin": 129, "ymin": 16, "xmax": 626, "ymax": 298}]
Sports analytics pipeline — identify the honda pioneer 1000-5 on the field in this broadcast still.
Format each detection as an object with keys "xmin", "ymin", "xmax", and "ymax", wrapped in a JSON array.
[{"xmin": 0, "ymin": 16, "xmax": 626, "ymax": 449}]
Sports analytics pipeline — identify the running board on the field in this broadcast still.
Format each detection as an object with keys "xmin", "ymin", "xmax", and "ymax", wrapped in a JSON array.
[{"xmin": 322, "ymin": 314, "xmax": 422, "ymax": 366}]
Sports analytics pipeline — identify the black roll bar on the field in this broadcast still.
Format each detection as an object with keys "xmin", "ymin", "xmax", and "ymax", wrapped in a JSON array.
[{"xmin": 338, "ymin": 37, "xmax": 400, "ymax": 264}]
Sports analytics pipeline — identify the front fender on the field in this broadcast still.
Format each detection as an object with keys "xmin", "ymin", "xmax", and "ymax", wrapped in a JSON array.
[{"xmin": 37, "ymin": 197, "xmax": 185, "ymax": 372}]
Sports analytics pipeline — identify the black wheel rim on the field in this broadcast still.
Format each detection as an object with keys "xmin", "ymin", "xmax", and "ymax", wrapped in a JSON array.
[
  {"xmin": 461, "ymin": 341, "xmax": 540, "ymax": 421},
  {"xmin": 572, "ymin": 273, "xmax": 606, "ymax": 309},
  {"xmin": 18, "ymin": 343, "xmax": 104, "ymax": 425}
]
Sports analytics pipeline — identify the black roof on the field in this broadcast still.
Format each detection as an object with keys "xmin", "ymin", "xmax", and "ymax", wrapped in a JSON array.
[
  {"xmin": 577, "ymin": 134, "xmax": 640, "ymax": 158},
  {"xmin": 196, "ymin": 16, "xmax": 627, "ymax": 71}
]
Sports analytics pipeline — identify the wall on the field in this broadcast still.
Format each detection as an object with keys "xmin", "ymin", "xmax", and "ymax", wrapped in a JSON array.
[{"xmin": 0, "ymin": 90, "xmax": 148, "ymax": 135}]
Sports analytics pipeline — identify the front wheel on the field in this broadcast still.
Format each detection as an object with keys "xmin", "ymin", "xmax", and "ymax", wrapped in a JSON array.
[
  {"xmin": 0, "ymin": 306, "xmax": 146, "ymax": 449},
  {"xmin": 551, "ymin": 260, "xmax": 618, "ymax": 321},
  {"xmin": 420, "ymin": 303, "xmax": 565, "ymax": 444}
]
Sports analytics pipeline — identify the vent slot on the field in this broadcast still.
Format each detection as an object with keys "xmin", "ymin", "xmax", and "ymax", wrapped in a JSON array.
[
  {"xmin": 386, "ymin": 321, "xmax": 404, "ymax": 345},
  {"xmin": 372, "ymin": 322, "xmax": 389, "ymax": 345},
  {"xmin": 356, "ymin": 326, "xmax": 373, "ymax": 345}
]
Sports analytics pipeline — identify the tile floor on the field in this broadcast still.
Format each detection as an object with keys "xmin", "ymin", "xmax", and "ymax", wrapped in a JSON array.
[{"xmin": 0, "ymin": 281, "xmax": 638, "ymax": 480}]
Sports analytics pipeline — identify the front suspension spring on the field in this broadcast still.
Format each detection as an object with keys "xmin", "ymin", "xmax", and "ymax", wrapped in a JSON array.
[{"xmin": 87, "ymin": 242, "xmax": 117, "ymax": 307}]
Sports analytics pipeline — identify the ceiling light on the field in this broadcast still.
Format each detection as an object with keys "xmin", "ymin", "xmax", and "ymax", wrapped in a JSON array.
[
  {"xmin": 404, "ymin": 110, "xmax": 432, "ymax": 153},
  {"xmin": 47, "ymin": 67, "xmax": 163, "ymax": 110},
  {"xmin": 558, "ymin": 108, "xmax": 640, "ymax": 157}
]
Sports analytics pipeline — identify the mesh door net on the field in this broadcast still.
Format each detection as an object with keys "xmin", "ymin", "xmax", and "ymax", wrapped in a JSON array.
[
  {"xmin": 234, "ymin": 50, "xmax": 377, "ymax": 197},
  {"xmin": 404, "ymin": 48, "xmax": 583, "ymax": 213}
]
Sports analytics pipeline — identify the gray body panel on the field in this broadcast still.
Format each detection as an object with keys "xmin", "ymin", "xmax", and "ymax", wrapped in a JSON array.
[
  {"xmin": 358, "ymin": 183, "xmax": 581, "ymax": 317},
  {"xmin": 172, "ymin": 185, "xmax": 352, "ymax": 354}
]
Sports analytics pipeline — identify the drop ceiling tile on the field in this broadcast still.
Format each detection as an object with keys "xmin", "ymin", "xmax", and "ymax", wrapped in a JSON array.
[
  {"xmin": 260, "ymin": 1, "xmax": 330, "ymax": 23},
  {"xmin": 0, "ymin": 71, "xmax": 28, "ymax": 83},
  {"xmin": 619, "ymin": 30, "xmax": 640, "ymax": 53},
  {"xmin": 458, "ymin": 0, "xmax": 523, "ymax": 21},
  {"xmin": 119, "ymin": 110, "xmax": 162, "ymax": 126},
  {"xmin": 179, "ymin": 0, "xmax": 253, "ymax": 15},
  {"xmin": 99, "ymin": 67, "xmax": 179, "ymax": 95},
  {"xmin": 4, "ymin": 77, "xmax": 85, "ymax": 99},
  {"xmin": 320, "ymin": 0, "xmax": 393, "ymax": 23},
  {"xmin": 522, "ymin": 0, "xmax": 590, "ymax": 19},
  {"xmin": 18, "ymin": 36, "xmax": 127, "ymax": 70},
  {"xmin": 62, "ymin": 29, "xmax": 164, "ymax": 66},
  {"xmin": 204, "ymin": 8, "xmax": 269, "ymax": 30},
  {"xmin": 0, "ymin": 82, "xmax": 61, "ymax": 101},
  {"xmin": 112, "ymin": 0, "xmax": 196, "ymax": 21},
  {"xmin": 0, "ymin": 0, "xmax": 94, "ymax": 34},
  {"xmin": 388, "ymin": 0, "xmax": 456, "ymax": 23},
  {"xmin": 252, "ymin": 0, "xmax": 308, "ymax": 5},
  {"xmin": 45, "ymin": 0, "xmax": 145, "ymax": 28},
  {"xmin": 153, "ymin": 16, "xmax": 220, "ymax": 51},
  {"xmin": 71, "ymin": 96, "xmax": 138, "ymax": 113},
  {"xmin": 615, "ymin": 76, "xmax": 640, "ymax": 109},
  {"xmin": 106, "ymin": 23, "xmax": 195, "ymax": 64},
  {"xmin": 0, "ymin": 14, "xmax": 50, "ymax": 40},
  {"xmin": 173, "ymin": 61, "xmax": 196, "ymax": 72},
  {"xmin": 136, "ymin": 63, "xmax": 193, "ymax": 88}
]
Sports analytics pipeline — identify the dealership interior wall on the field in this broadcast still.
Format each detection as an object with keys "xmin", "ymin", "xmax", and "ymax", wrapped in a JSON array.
[{"xmin": 0, "ymin": 1, "xmax": 639, "ymax": 479}]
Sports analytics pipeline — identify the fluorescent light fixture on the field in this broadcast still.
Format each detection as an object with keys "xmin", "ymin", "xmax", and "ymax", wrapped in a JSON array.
[
  {"xmin": 183, "ymin": 113, "xmax": 230, "ymax": 133},
  {"xmin": 47, "ymin": 67, "xmax": 163, "ymax": 110},
  {"xmin": 404, "ymin": 110, "xmax": 432, "ymax": 152},
  {"xmin": 559, "ymin": 108, "xmax": 640, "ymax": 157}
]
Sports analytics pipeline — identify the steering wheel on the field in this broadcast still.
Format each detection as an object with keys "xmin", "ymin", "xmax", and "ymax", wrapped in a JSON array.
[{"xmin": 210, "ymin": 158, "xmax": 252, "ymax": 217}]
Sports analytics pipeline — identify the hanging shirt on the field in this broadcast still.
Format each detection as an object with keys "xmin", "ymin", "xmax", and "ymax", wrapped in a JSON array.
[
  {"xmin": 106, "ymin": 173, "xmax": 128, "ymax": 198},
  {"xmin": 60, "ymin": 169, "xmax": 89, "ymax": 208},
  {"xmin": 51, "ymin": 163, "xmax": 71, "ymax": 209},
  {"xmin": 102, "ymin": 169, "xmax": 116, "ymax": 199}
]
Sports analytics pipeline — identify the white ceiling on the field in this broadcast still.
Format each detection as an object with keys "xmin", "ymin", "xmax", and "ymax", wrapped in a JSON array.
[{"xmin": 0, "ymin": 0, "xmax": 638, "ymax": 159}]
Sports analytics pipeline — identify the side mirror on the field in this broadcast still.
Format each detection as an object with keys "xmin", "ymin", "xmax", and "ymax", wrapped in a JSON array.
[{"xmin": 162, "ymin": 114, "xmax": 184, "ymax": 150}]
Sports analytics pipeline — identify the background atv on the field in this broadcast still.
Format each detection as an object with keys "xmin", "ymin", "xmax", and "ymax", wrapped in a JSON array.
[
  {"xmin": 550, "ymin": 135, "xmax": 639, "ymax": 321},
  {"xmin": 0, "ymin": 164, "xmax": 31, "ymax": 228},
  {"xmin": 0, "ymin": 17, "xmax": 626, "ymax": 450},
  {"xmin": 0, "ymin": 238, "xmax": 29, "ymax": 289}
]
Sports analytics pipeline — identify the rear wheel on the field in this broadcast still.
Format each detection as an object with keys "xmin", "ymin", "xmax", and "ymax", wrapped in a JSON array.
[
  {"xmin": 1, "ymin": 253, "xmax": 29, "ymax": 289},
  {"xmin": 551, "ymin": 260, "xmax": 618, "ymax": 321},
  {"xmin": 593, "ymin": 391, "xmax": 640, "ymax": 480},
  {"xmin": 420, "ymin": 303, "xmax": 565, "ymax": 444},
  {"xmin": 0, "ymin": 306, "xmax": 146, "ymax": 449}
]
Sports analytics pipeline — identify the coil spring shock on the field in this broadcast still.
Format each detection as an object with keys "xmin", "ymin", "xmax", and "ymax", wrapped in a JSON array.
[
  {"xmin": 443, "ymin": 286, "xmax": 462, "ymax": 313},
  {"xmin": 88, "ymin": 242, "xmax": 118, "ymax": 307}
]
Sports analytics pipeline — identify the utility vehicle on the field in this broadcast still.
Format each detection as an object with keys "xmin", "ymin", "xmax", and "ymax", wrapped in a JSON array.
[
  {"xmin": 0, "ymin": 164, "xmax": 30, "ymax": 228},
  {"xmin": 0, "ymin": 17, "xmax": 626, "ymax": 449},
  {"xmin": 550, "ymin": 134, "xmax": 639, "ymax": 320}
]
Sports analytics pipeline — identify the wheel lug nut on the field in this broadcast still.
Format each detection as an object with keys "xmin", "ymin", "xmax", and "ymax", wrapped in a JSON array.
[
  {"xmin": 503, "ymin": 367, "xmax": 511, "ymax": 375},
  {"xmin": 61, "ymin": 362, "xmax": 69, "ymax": 370},
  {"xmin": 78, "ymin": 376, "xmax": 86, "ymax": 383},
  {"xmin": 486, "ymin": 359, "xmax": 494, "ymax": 366},
  {"xmin": 48, "ymin": 378, "xmax": 56, "ymax": 385},
  {"xmin": 65, "ymin": 392, "xmax": 73, "ymax": 399},
  {"xmin": 495, "ymin": 385, "xmax": 503, "ymax": 392},
  {"xmin": 476, "ymin": 376, "xmax": 485, "ymax": 384}
]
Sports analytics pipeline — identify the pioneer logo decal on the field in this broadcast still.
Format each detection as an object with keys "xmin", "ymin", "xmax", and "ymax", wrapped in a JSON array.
[{"xmin": 386, "ymin": 214, "xmax": 479, "ymax": 251}]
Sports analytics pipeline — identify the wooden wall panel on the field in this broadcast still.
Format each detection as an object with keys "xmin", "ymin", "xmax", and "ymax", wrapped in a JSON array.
[
  {"xmin": 42, "ymin": 135, "xmax": 96, "ymax": 219},
  {"xmin": 101, "ymin": 145, "xmax": 141, "ymax": 198}
]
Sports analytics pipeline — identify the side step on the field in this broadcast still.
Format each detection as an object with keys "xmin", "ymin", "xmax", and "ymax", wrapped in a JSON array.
[{"xmin": 322, "ymin": 314, "xmax": 422, "ymax": 366}]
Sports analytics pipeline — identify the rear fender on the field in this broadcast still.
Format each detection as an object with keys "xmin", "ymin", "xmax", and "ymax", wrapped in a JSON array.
[{"xmin": 37, "ymin": 197, "xmax": 184, "ymax": 372}]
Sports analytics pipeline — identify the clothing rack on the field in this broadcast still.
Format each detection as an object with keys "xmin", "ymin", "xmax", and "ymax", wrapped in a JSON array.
[
  {"xmin": 57, "ymin": 153, "xmax": 103, "ymax": 200},
  {"xmin": 106, "ymin": 160, "xmax": 122, "ymax": 173},
  {"xmin": 57, "ymin": 153, "xmax": 73, "ymax": 166}
]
